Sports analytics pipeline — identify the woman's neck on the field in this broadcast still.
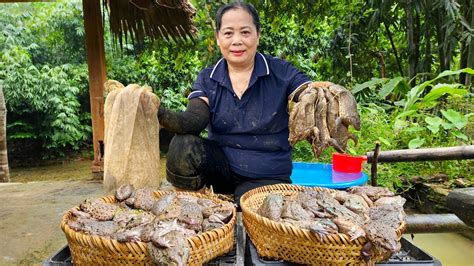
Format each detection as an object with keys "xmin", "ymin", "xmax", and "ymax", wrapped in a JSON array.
[{"xmin": 228, "ymin": 61, "xmax": 255, "ymax": 74}]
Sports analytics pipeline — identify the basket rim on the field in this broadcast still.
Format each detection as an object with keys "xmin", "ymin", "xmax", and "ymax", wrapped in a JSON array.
[
  {"xmin": 61, "ymin": 190, "xmax": 237, "ymax": 254},
  {"xmin": 240, "ymin": 183, "xmax": 406, "ymax": 245}
]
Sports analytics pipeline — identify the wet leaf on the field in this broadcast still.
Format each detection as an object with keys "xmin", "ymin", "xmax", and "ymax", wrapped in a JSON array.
[
  {"xmin": 352, "ymin": 78, "xmax": 386, "ymax": 94},
  {"xmin": 452, "ymin": 131, "xmax": 468, "ymax": 141},
  {"xmin": 379, "ymin": 77, "xmax": 404, "ymax": 99},
  {"xmin": 441, "ymin": 120, "xmax": 455, "ymax": 130},
  {"xmin": 377, "ymin": 137, "xmax": 391, "ymax": 147},
  {"xmin": 425, "ymin": 116, "xmax": 442, "ymax": 133},
  {"xmin": 394, "ymin": 119, "xmax": 408, "ymax": 132},
  {"xmin": 408, "ymin": 138, "xmax": 425, "ymax": 149},
  {"xmin": 441, "ymin": 109, "xmax": 468, "ymax": 129}
]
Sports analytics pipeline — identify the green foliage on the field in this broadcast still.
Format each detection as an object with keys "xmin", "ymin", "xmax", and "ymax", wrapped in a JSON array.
[
  {"xmin": 0, "ymin": 2, "xmax": 90, "ymax": 158},
  {"xmin": 392, "ymin": 68, "xmax": 473, "ymax": 148},
  {"xmin": 351, "ymin": 77, "xmax": 411, "ymax": 106}
]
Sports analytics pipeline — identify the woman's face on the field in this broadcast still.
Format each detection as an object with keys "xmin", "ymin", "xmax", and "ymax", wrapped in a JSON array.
[{"xmin": 215, "ymin": 8, "xmax": 260, "ymax": 69}]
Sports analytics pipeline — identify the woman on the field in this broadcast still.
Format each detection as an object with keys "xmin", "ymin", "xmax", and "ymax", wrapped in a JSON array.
[{"xmin": 159, "ymin": 2, "xmax": 312, "ymax": 204}]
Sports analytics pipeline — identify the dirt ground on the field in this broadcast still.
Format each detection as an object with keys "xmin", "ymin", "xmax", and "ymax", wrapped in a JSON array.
[{"xmin": 0, "ymin": 179, "xmax": 104, "ymax": 265}]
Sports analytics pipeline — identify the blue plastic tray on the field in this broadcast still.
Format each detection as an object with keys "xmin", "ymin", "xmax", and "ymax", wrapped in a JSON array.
[{"xmin": 290, "ymin": 162, "xmax": 368, "ymax": 189}]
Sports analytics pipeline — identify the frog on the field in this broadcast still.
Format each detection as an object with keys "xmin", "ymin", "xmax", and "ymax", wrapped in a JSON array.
[
  {"xmin": 147, "ymin": 232, "xmax": 189, "ymax": 266},
  {"xmin": 332, "ymin": 190, "xmax": 351, "ymax": 204},
  {"xmin": 79, "ymin": 198, "xmax": 120, "ymax": 221},
  {"xmin": 157, "ymin": 219, "xmax": 197, "ymax": 239},
  {"xmin": 202, "ymin": 201, "xmax": 234, "ymax": 224},
  {"xmin": 148, "ymin": 220, "xmax": 194, "ymax": 266},
  {"xmin": 312, "ymin": 191, "xmax": 365, "ymax": 226},
  {"xmin": 202, "ymin": 218, "xmax": 224, "ymax": 231},
  {"xmin": 347, "ymin": 186, "xmax": 394, "ymax": 201},
  {"xmin": 133, "ymin": 187, "xmax": 156, "ymax": 211},
  {"xmin": 334, "ymin": 189, "xmax": 373, "ymax": 207},
  {"xmin": 332, "ymin": 216, "xmax": 366, "ymax": 241},
  {"xmin": 112, "ymin": 218, "xmax": 158, "ymax": 243},
  {"xmin": 68, "ymin": 217, "xmax": 118, "ymax": 236},
  {"xmin": 197, "ymin": 198, "xmax": 218, "ymax": 209},
  {"xmin": 138, "ymin": 221, "xmax": 157, "ymax": 242},
  {"xmin": 176, "ymin": 194, "xmax": 199, "ymax": 204},
  {"xmin": 114, "ymin": 209, "xmax": 140, "ymax": 227},
  {"xmin": 343, "ymin": 194, "xmax": 369, "ymax": 215},
  {"xmin": 151, "ymin": 193, "xmax": 177, "ymax": 217},
  {"xmin": 308, "ymin": 218, "xmax": 339, "ymax": 239},
  {"xmin": 115, "ymin": 183, "xmax": 135, "ymax": 201},
  {"xmin": 368, "ymin": 204, "xmax": 405, "ymax": 230},
  {"xmin": 124, "ymin": 196, "xmax": 136, "ymax": 207},
  {"xmin": 113, "ymin": 209, "xmax": 155, "ymax": 230},
  {"xmin": 281, "ymin": 199, "xmax": 313, "ymax": 221},
  {"xmin": 208, "ymin": 208, "xmax": 233, "ymax": 224},
  {"xmin": 70, "ymin": 208, "xmax": 92, "ymax": 219},
  {"xmin": 374, "ymin": 196, "xmax": 406, "ymax": 208},
  {"xmin": 113, "ymin": 226, "xmax": 143, "ymax": 242},
  {"xmin": 295, "ymin": 192, "xmax": 333, "ymax": 219},
  {"xmin": 118, "ymin": 201, "xmax": 133, "ymax": 209},
  {"xmin": 293, "ymin": 191, "xmax": 313, "ymax": 204},
  {"xmin": 155, "ymin": 197, "xmax": 182, "ymax": 221},
  {"xmin": 256, "ymin": 193, "xmax": 284, "ymax": 221},
  {"xmin": 357, "ymin": 192, "xmax": 374, "ymax": 207},
  {"xmin": 363, "ymin": 221, "xmax": 400, "ymax": 261},
  {"xmin": 281, "ymin": 218, "xmax": 314, "ymax": 229},
  {"xmin": 178, "ymin": 201, "xmax": 203, "ymax": 232}
]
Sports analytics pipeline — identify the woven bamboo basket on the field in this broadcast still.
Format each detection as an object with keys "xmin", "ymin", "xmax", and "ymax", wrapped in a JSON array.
[
  {"xmin": 61, "ymin": 190, "xmax": 236, "ymax": 265},
  {"xmin": 240, "ymin": 184, "xmax": 406, "ymax": 265}
]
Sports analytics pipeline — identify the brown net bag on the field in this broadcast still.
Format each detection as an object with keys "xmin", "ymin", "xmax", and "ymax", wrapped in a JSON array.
[
  {"xmin": 103, "ymin": 80, "xmax": 161, "ymax": 192},
  {"xmin": 240, "ymin": 184, "xmax": 406, "ymax": 265},
  {"xmin": 61, "ymin": 190, "xmax": 236, "ymax": 265}
]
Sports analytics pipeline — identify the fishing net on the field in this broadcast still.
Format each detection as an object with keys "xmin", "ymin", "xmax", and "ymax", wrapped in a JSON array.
[{"xmin": 103, "ymin": 80, "xmax": 161, "ymax": 192}]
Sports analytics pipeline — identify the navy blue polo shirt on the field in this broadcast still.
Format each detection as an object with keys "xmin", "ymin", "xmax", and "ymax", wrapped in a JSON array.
[{"xmin": 188, "ymin": 52, "xmax": 311, "ymax": 178}]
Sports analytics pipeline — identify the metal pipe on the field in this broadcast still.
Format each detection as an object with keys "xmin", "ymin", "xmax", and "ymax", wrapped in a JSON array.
[
  {"xmin": 366, "ymin": 145, "xmax": 474, "ymax": 163},
  {"xmin": 405, "ymin": 214, "xmax": 473, "ymax": 234}
]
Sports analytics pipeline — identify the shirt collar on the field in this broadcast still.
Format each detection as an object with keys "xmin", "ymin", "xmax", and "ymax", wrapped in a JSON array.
[{"xmin": 210, "ymin": 52, "xmax": 270, "ymax": 84}]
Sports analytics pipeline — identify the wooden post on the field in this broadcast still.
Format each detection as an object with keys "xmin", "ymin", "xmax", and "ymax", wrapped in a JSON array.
[
  {"xmin": 466, "ymin": 0, "xmax": 474, "ymax": 85},
  {"xmin": 83, "ymin": 0, "xmax": 106, "ymax": 177},
  {"xmin": 0, "ymin": 87, "xmax": 9, "ymax": 183},
  {"xmin": 366, "ymin": 145, "xmax": 474, "ymax": 163},
  {"xmin": 370, "ymin": 142, "xmax": 380, "ymax": 186}
]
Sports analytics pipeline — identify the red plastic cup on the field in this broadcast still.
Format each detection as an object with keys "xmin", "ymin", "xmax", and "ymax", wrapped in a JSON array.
[{"xmin": 332, "ymin": 153, "xmax": 367, "ymax": 173}]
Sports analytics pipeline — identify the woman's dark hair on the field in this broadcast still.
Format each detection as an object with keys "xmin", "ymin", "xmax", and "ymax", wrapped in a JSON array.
[{"xmin": 215, "ymin": 2, "xmax": 260, "ymax": 33}]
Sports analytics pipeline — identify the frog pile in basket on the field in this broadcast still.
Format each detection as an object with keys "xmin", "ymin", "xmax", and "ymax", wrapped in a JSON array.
[
  {"xmin": 257, "ymin": 185, "xmax": 406, "ymax": 261},
  {"xmin": 66, "ymin": 184, "xmax": 234, "ymax": 265}
]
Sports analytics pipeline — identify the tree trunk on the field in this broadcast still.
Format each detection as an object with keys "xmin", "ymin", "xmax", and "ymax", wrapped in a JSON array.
[
  {"xmin": 0, "ymin": 87, "xmax": 10, "ymax": 183},
  {"xmin": 414, "ymin": 8, "xmax": 421, "ymax": 74},
  {"xmin": 459, "ymin": 0, "xmax": 468, "ymax": 84},
  {"xmin": 423, "ymin": 0, "xmax": 432, "ymax": 81},
  {"xmin": 406, "ymin": 0, "xmax": 417, "ymax": 83},
  {"xmin": 384, "ymin": 21, "xmax": 404, "ymax": 76},
  {"xmin": 435, "ymin": 8, "xmax": 448, "ymax": 71},
  {"xmin": 466, "ymin": 0, "xmax": 474, "ymax": 86}
]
